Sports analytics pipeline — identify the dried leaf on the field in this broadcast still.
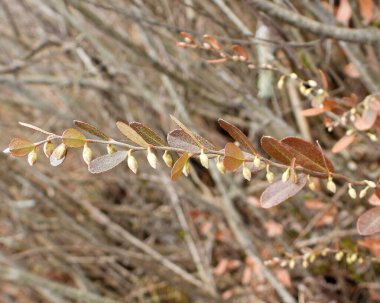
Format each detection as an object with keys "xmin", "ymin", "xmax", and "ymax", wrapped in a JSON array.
[
  {"xmin": 116, "ymin": 121, "xmax": 149, "ymax": 147},
  {"xmin": 167, "ymin": 129, "xmax": 215, "ymax": 152},
  {"xmin": 129, "ymin": 122, "xmax": 165, "ymax": 146},
  {"xmin": 19, "ymin": 122, "xmax": 52, "ymax": 135},
  {"xmin": 344, "ymin": 62, "xmax": 360, "ymax": 78},
  {"xmin": 218, "ymin": 119, "xmax": 257, "ymax": 155},
  {"xmin": 357, "ymin": 206, "xmax": 380, "ymax": 235},
  {"xmin": 207, "ymin": 58, "xmax": 228, "ymax": 64},
  {"xmin": 232, "ymin": 44, "xmax": 249, "ymax": 60},
  {"xmin": 318, "ymin": 69, "xmax": 329, "ymax": 90},
  {"xmin": 358, "ymin": 238, "xmax": 380, "ymax": 258},
  {"xmin": 281, "ymin": 137, "xmax": 335, "ymax": 173},
  {"xmin": 275, "ymin": 269, "xmax": 292, "ymax": 288},
  {"xmin": 171, "ymin": 153, "xmax": 191, "ymax": 181},
  {"xmin": 223, "ymin": 143, "xmax": 244, "ymax": 171},
  {"xmin": 260, "ymin": 174, "xmax": 307, "ymax": 208},
  {"xmin": 354, "ymin": 108, "xmax": 378, "ymax": 131},
  {"xmin": 331, "ymin": 134, "xmax": 356, "ymax": 153},
  {"xmin": 264, "ymin": 220, "xmax": 283, "ymax": 237},
  {"xmin": 9, "ymin": 138, "xmax": 35, "ymax": 157},
  {"xmin": 260, "ymin": 136, "xmax": 293, "ymax": 165},
  {"xmin": 62, "ymin": 128, "xmax": 87, "ymax": 148},
  {"xmin": 336, "ymin": 0, "xmax": 352, "ymax": 26},
  {"xmin": 170, "ymin": 115, "xmax": 203, "ymax": 148},
  {"xmin": 88, "ymin": 151, "xmax": 128, "ymax": 174},
  {"xmin": 368, "ymin": 193, "xmax": 380, "ymax": 206},
  {"xmin": 202, "ymin": 35, "xmax": 221, "ymax": 50},
  {"xmin": 74, "ymin": 120, "xmax": 110, "ymax": 141},
  {"xmin": 301, "ymin": 107, "xmax": 327, "ymax": 117},
  {"xmin": 359, "ymin": 0, "xmax": 374, "ymax": 25},
  {"xmin": 214, "ymin": 259, "xmax": 229, "ymax": 276}
]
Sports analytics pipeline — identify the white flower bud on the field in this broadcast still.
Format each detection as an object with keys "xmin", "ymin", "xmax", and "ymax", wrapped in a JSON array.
[
  {"xmin": 199, "ymin": 149, "xmax": 209, "ymax": 169},
  {"xmin": 127, "ymin": 150, "xmax": 138, "ymax": 174},
  {"xmin": 289, "ymin": 73, "xmax": 298, "ymax": 80},
  {"xmin": 147, "ymin": 148, "xmax": 157, "ymax": 169},
  {"xmin": 282, "ymin": 168, "xmax": 290, "ymax": 183},
  {"xmin": 182, "ymin": 161, "xmax": 190, "ymax": 176},
  {"xmin": 359, "ymin": 186, "xmax": 369, "ymax": 199},
  {"xmin": 53, "ymin": 143, "xmax": 67, "ymax": 160},
  {"xmin": 203, "ymin": 42, "xmax": 211, "ymax": 49},
  {"xmin": 107, "ymin": 144, "xmax": 117, "ymax": 154},
  {"xmin": 27, "ymin": 148, "xmax": 37, "ymax": 166},
  {"xmin": 288, "ymin": 259, "xmax": 295, "ymax": 269},
  {"xmin": 266, "ymin": 165, "xmax": 274, "ymax": 183},
  {"xmin": 43, "ymin": 141, "xmax": 54, "ymax": 158},
  {"xmin": 216, "ymin": 157, "xmax": 225, "ymax": 174},
  {"xmin": 365, "ymin": 180, "xmax": 376, "ymax": 188},
  {"xmin": 162, "ymin": 151, "xmax": 173, "ymax": 168},
  {"xmin": 335, "ymin": 251, "xmax": 344, "ymax": 261},
  {"xmin": 348, "ymin": 184, "xmax": 357, "ymax": 199},
  {"xmin": 253, "ymin": 156, "xmax": 261, "ymax": 168},
  {"xmin": 327, "ymin": 176, "xmax": 336, "ymax": 193},
  {"xmin": 82, "ymin": 143, "xmax": 93, "ymax": 165},
  {"xmin": 277, "ymin": 75, "xmax": 286, "ymax": 89},
  {"xmin": 242, "ymin": 166, "xmax": 251, "ymax": 181},
  {"xmin": 367, "ymin": 133, "xmax": 377, "ymax": 142},
  {"xmin": 232, "ymin": 55, "xmax": 239, "ymax": 61}
]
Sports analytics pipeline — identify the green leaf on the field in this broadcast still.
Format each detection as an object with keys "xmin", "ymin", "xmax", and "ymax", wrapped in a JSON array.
[
  {"xmin": 89, "ymin": 151, "xmax": 128, "ymax": 174},
  {"xmin": 74, "ymin": 120, "xmax": 111, "ymax": 141},
  {"xmin": 129, "ymin": 122, "xmax": 166, "ymax": 146},
  {"xmin": 171, "ymin": 153, "xmax": 191, "ymax": 181},
  {"xmin": 116, "ymin": 121, "xmax": 149, "ymax": 147},
  {"xmin": 218, "ymin": 119, "xmax": 257, "ymax": 155}
]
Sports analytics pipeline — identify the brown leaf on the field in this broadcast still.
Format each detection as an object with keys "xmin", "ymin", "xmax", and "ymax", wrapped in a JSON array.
[
  {"xmin": 180, "ymin": 32, "xmax": 195, "ymax": 44},
  {"xmin": 241, "ymin": 267, "xmax": 252, "ymax": 285},
  {"xmin": 88, "ymin": 151, "xmax": 128, "ymax": 174},
  {"xmin": 336, "ymin": 0, "xmax": 352, "ymax": 26},
  {"xmin": 359, "ymin": 0, "xmax": 374, "ymax": 24},
  {"xmin": 316, "ymin": 205, "xmax": 337, "ymax": 226},
  {"xmin": 116, "ymin": 121, "xmax": 149, "ymax": 147},
  {"xmin": 344, "ymin": 62, "xmax": 360, "ymax": 78},
  {"xmin": 223, "ymin": 143, "xmax": 244, "ymax": 171},
  {"xmin": 171, "ymin": 153, "xmax": 190, "ymax": 181},
  {"xmin": 207, "ymin": 58, "xmax": 228, "ymax": 64},
  {"xmin": 357, "ymin": 206, "xmax": 380, "ymax": 235},
  {"xmin": 260, "ymin": 174, "xmax": 307, "ymax": 208},
  {"xmin": 9, "ymin": 138, "xmax": 35, "ymax": 157},
  {"xmin": 129, "ymin": 122, "xmax": 165, "ymax": 146},
  {"xmin": 275, "ymin": 269, "xmax": 292, "ymax": 288},
  {"xmin": 369, "ymin": 193, "xmax": 380, "ymax": 206},
  {"xmin": 74, "ymin": 120, "xmax": 110, "ymax": 141},
  {"xmin": 232, "ymin": 44, "xmax": 249, "ymax": 60},
  {"xmin": 318, "ymin": 69, "xmax": 329, "ymax": 90},
  {"xmin": 167, "ymin": 129, "xmax": 215, "ymax": 152},
  {"xmin": 260, "ymin": 136, "xmax": 293, "ymax": 165},
  {"xmin": 170, "ymin": 115, "xmax": 204, "ymax": 148},
  {"xmin": 302, "ymin": 107, "xmax": 327, "ymax": 117},
  {"xmin": 218, "ymin": 119, "xmax": 257, "ymax": 155},
  {"xmin": 62, "ymin": 128, "xmax": 86, "ymax": 148},
  {"xmin": 19, "ymin": 122, "xmax": 52, "ymax": 135},
  {"xmin": 358, "ymin": 238, "xmax": 380, "ymax": 258},
  {"xmin": 305, "ymin": 199, "xmax": 326, "ymax": 210},
  {"xmin": 264, "ymin": 220, "xmax": 283, "ymax": 237},
  {"xmin": 354, "ymin": 107, "xmax": 378, "ymax": 130},
  {"xmin": 214, "ymin": 259, "xmax": 229, "ymax": 276},
  {"xmin": 202, "ymin": 35, "xmax": 221, "ymax": 50},
  {"xmin": 331, "ymin": 134, "xmax": 356, "ymax": 153},
  {"xmin": 281, "ymin": 137, "xmax": 335, "ymax": 174}
]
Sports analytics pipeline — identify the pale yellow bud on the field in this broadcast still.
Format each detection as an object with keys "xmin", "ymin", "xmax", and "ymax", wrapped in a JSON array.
[
  {"xmin": 282, "ymin": 168, "xmax": 290, "ymax": 183},
  {"xmin": 107, "ymin": 144, "xmax": 117, "ymax": 154},
  {"xmin": 307, "ymin": 79, "xmax": 318, "ymax": 87},
  {"xmin": 288, "ymin": 259, "xmax": 295, "ymax": 269},
  {"xmin": 335, "ymin": 251, "xmax": 344, "ymax": 261},
  {"xmin": 232, "ymin": 55, "xmax": 239, "ymax": 61},
  {"xmin": 182, "ymin": 161, "xmax": 190, "ymax": 176},
  {"xmin": 215, "ymin": 156, "xmax": 225, "ymax": 174},
  {"xmin": 43, "ymin": 141, "xmax": 54, "ymax": 158},
  {"xmin": 367, "ymin": 133, "xmax": 377, "ymax": 142},
  {"xmin": 127, "ymin": 150, "xmax": 138, "ymax": 174},
  {"xmin": 327, "ymin": 176, "xmax": 336, "ymax": 193},
  {"xmin": 27, "ymin": 148, "xmax": 37, "ymax": 166},
  {"xmin": 277, "ymin": 75, "xmax": 286, "ymax": 90},
  {"xmin": 53, "ymin": 143, "xmax": 67, "ymax": 160},
  {"xmin": 82, "ymin": 143, "xmax": 93, "ymax": 165},
  {"xmin": 309, "ymin": 253, "xmax": 316, "ymax": 264},
  {"xmin": 147, "ymin": 149, "xmax": 158, "ymax": 169},
  {"xmin": 162, "ymin": 151, "xmax": 173, "ymax": 168},
  {"xmin": 199, "ymin": 150, "xmax": 209, "ymax": 169},
  {"xmin": 243, "ymin": 166, "xmax": 251, "ymax": 181},
  {"xmin": 289, "ymin": 73, "xmax": 298, "ymax": 80},
  {"xmin": 365, "ymin": 180, "xmax": 376, "ymax": 188},
  {"xmin": 253, "ymin": 156, "xmax": 261, "ymax": 168},
  {"xmin": 266, "ymin": 165, "xmax": 274, "ymax": 183},
  {"xmin": 302, "ymin": 259, "xmax": 309, "ymax": 268},
  {"xmin": 359, "ymin": 186, "xmax": 369, "ymax": 199},
  {"xmin": 348, "ymin": 184, "xmax": 357, "ymax": 199}
]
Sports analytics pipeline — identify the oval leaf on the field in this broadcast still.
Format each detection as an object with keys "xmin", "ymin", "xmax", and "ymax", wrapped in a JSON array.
[
  {"xmin": 9, "ymin": 138, "xmax": 35, "ymax": 157},
  {"xmin": 129, "ymin": 122, "xmax": 166, "ymax": 146},
  {"xmin": 116, "ymin": 121, "xmax": 149, "ymax": 147},
  {"xmin": 202, "ymin": 35, "xmax": 221, "ymax": 50},
  {"xmin": 357, "ymin": 206, "xmax": 380, "ymax": 236},
  {"xmin": 218, "ymin": 119, "xmax": 257, "ymax": 155},
  {"xmin": 171, "ymin": 153, "xmax": 191, "ymax": 181},
  {"xmin": 232, "ymin": 45, "xmax": 249, "ymax": 60},
  {"xmin": 89, "ymin": 151, "xmax": 128, "ymax": 174},
  {"xmin": 170, "ymin": 115, "xmax": 203, "ymax": 148},
  {"xmin": 354, "ymin": 108, "xmax": 377, "ymax": 131},
  {"xmin": 260, "ymin": 136, "xmax": 293, "ymax": 165},
  {"xmin": 167, "ymin": 129, "xmax": 215, "ymax": 152},
  {"xmin": 281, "ymin": 137, "xmax": 334, "ymax": 173},
  {"xmin": 74, "ymin": 120, "xmax": 110, "ymax": 141},
  {"xmin": 331, "ymin": 134, "xmax": 356, "ymax": 153},
  {"xmin": 62, "ymin": 128, "xmax": 87, "ymax": 148},
  {"xmin": 223, "ymin": 142, "xmax": 244, "ymax": 171},
  {"xmin": 260, "ymin": 174, "xmax": 307, "ymax": 208}
]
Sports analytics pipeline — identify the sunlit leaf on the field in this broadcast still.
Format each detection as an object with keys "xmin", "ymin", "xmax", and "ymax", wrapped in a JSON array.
[
  {"xmin": 218, "ymin": 119, "xmax": 257, "ymax": 155},
  {"xmin": 223, "ymin": 142, "xmax": 244, "ymax": 171},
  {"xmin": 170, "ymin": 115, "xmax": 203, "ymax": 148},
  {"xmin": 9, "ymin": 138, "xmax": 35, "ymax": 157},
  {"xmin": 62, "ymin": 128, "xmax": 86, "ymax": 148},
  {"xmin": 202, "ymin": 35, "xmax": 221, "ymax": 50},
  {"xmin": 260, "ymin": 174, "xmax": 307, "ymax": 208},
  {"xmin": 281, "ymin": 137, "xmax": 335, "ymax": 173},
  {"xmin": 19, "ymin": 122, "xmax": 52, "ymax": 135},
  {"xmin": 167, "ymin": 129, "xmax": 215, "ymax": 152},
  {"xmin": 74, "ymin": 120, "xmax": 111, "ymax": 141},
  {"xmin": 129, "ymin": 122, "xmax": 165, "ymax": 146},
  {"xmin": 260, "ymin": 136, "xmax": 293, "ymax": 165},
  {"xmin": 171, "ymin": 153, "xmax": 191, "ymax": 181},
  {"xmin": 357, "ymin": 206, "xmax": 380, "ymax": 236},
  {"xmin": 116, "ymin": 121, "xmax": 149, "ymax": 147},
  {"xmin": 88, "ymin": 151, "xmax": 128, "ymax": 174},
  {"xmin": 331, "ymin": 134, "xmax": 356, "ymax": 153}
]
